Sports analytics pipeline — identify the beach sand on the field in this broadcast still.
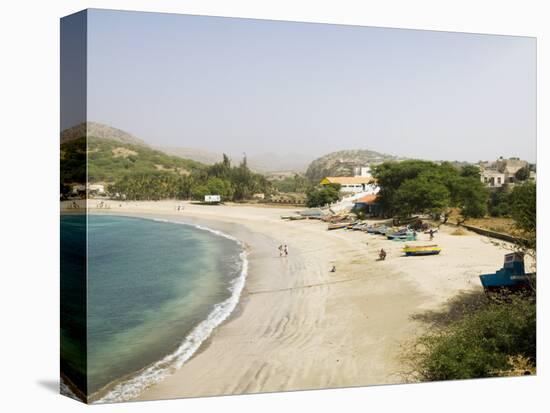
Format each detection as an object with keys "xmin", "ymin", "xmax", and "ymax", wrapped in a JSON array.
[{"xmin": 87, "ymin": 200, "xmax": 515, "ymax": 401}]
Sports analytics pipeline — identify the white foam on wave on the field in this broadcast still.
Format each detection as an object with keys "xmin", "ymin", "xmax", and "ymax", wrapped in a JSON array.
[{"xmin": 96, "ymin": 218, "xmax": 248, "ymax": 403}]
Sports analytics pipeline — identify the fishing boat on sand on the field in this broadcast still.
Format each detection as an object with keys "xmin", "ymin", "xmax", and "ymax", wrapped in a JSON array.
[
  {"xmin": 403, "ymin": 244, "xmax": 441, "ymax": 256},
  {"xmin": 479, "ymin": 252, "xmax": 531, "ymax": 293},
  {"xmin": 328, "ymin": 222, "xmax": 351, "ymax": 230},
  {"xmin": 387, "ymin": 228, "xmax": 416, "ymax": 241},
  {"xmin": 367, "ymin": 224, "xmax": 388, "ymax": 234}
]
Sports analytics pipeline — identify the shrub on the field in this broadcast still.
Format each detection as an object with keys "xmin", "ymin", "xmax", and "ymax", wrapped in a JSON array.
[{"xmin": 411, "ymin": 296, "xmax": 536, "ymax": 381}]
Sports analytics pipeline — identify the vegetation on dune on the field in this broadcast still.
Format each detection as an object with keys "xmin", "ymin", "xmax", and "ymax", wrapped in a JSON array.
[
  {"xmin": 372, "ymin": 160, "xmax": 488, "ymax": 221},
  {"xmin": 271, "ymin": 174, "xmax": 312, "ymax": 193},
  {"xmin": 409, "ymin": 180, "xmax": 536, "ymax": 382},
  {"xmin": 107, "ymin": 151, "xmax": 272, "ymax": 202},
  {"xmin": 86, "ymin": 136, "xmax": 204, "ymax": 182},
  {"xmin": 61, "ymin": 136, "xmax": 273, "ymax": 202},
  {"xmin": 410, "ymin": 295, "xmax": 536, "ymax": 381}
]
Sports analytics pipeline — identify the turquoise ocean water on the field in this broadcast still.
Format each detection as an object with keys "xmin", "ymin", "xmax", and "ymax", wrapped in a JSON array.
[{"xmin": 76, "ymin": 215, "xmax": 246, "ymax": 401}]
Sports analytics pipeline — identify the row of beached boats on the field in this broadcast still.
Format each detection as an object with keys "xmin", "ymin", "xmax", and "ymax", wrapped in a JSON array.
[
  {"xmin": 326, "ymin": 220, "xmax": 438, "ymax": 242},
  {"xmin": 331, "ymin": 221, "xmax": 442, "ymax": 256},
  {"xmin": 281, "ymin": 211, "xmax": 532, "ymax": 293},
  {"xmin": 281, "ymin": 212, "xmax": 442, "ymax": 256}
]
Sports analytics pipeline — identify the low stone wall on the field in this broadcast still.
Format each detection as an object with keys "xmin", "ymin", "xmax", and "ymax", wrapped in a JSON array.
[{"xmin": 447, "ymin": 221, "xmax": 522, "ymax": 244}]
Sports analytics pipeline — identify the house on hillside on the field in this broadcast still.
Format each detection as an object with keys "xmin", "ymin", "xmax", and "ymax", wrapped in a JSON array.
[
  {"xmin": 480, "ymin": 169, "xmax": 506, "ymax": 188},
  {"xmin": 479, "ymin": 157, "xmax": 531, "ymax": 187},
  {"xmin": 320, "ymin": 176, "xmax": 378, "ymax": 194}
]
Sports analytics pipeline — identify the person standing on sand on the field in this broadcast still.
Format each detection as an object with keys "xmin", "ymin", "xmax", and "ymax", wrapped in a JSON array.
[
  {"xmin": 278, "ymin": 244, "xmax": 284, "ymax": 257},
  {"xmin": 284, "ymin": 244, "xmax": 288, "ymax": 256},
  {"xmin": 429, "ymin": 229, "xmax": 434, "ymax": 241}
]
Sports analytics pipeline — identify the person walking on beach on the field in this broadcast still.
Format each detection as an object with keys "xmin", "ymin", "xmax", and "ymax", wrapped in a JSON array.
[
  {"xmin": 429, "ymin": 229, "xmax": 434, "ymax": 241},
  {"xmin": 278, "ymin": 244, "xmax": 284, "ymax": 257},
  {"xmin": 284, "ymin": 244, "xmax": 288, "ymax": 257}
]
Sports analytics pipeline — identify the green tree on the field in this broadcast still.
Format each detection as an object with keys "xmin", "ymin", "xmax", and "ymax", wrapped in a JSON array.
[
  {"xmin": 205, "ymin": 177, "xmax": 234, "ymax": 199},
  {"xmin": 456, "ymin": 178, "xmax": 488, "ymax": 220},
  {"xmin": 460, "ymin": 164, "xmax": 481, "ymax": 179},
  {"xmin": 372, "ymin": 160, "xmax": 487, "ymax": 220},
  {"xmin": 509, "ymin": 182, "xmax": 536, "ymax": 250},
  {"xmin": 394, "ymin": 177, "xmax": 451, "ymax": 217},
  {"xmin": 372, "ymin": 160, "xmax": 440, "ymax": 216},
  {"xmin": 515, "ymin": 166, "xmax": 530, "ymax": 182},
  {"xmin": 306, "ymin": 185, "xmax": 340, "ymax": 207},
  {"xmin": 488, "ymin": 187, "xmax": 511, "ymax": 217},
  {"xmin": 191, "ymin": 184, "xmax": 209, "ymax": 200}
]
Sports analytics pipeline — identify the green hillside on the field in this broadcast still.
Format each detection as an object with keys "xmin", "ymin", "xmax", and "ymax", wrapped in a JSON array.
[{"xmin": 60, "ymin": 136, "xmax": 205, "ymax": 184}]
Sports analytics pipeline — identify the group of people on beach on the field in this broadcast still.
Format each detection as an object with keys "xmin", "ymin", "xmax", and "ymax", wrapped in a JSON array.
[{"xmin": 278, "ymin": 244, "xmax": 289, "ymax": 257}]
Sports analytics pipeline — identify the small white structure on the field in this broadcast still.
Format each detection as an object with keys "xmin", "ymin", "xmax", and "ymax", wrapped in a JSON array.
[
  {"xmin": 320, "ymin": 176, "xmax": 378, "ymax": 194},
  {"xmin": 480, "ymin": 169, "xmax": 506, "ymax": 188},
  {"xmin": 204, "ymin": 194, "xmax": 221, "ymax": 203},
  {"xmin": 72, "ymin": 183, "xmax": 105, "ymax": 195},
  {"xmin": 88, "ymin": 184, "xmax": 105, "ymax": 195}
]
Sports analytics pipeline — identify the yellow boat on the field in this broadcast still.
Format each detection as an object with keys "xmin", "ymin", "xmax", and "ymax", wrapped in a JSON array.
[{"xmin": 402, "ymin": 244, "xmax": 441, "ymax": 256}]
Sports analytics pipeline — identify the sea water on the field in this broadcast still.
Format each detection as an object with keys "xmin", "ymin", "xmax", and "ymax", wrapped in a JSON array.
[{"xmin": 62, "ymin": 214, "xmax": 247, "ymax": 402}]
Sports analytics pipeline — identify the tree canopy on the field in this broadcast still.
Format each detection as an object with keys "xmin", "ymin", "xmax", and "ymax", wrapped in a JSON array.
[
  {"xmin": 515, "ymin": 166, "xmax": 530, "ymax": 182},
  {"xmin": 372, "ymin": 160, "xmax": 488, "ymax": 220},
  {"xmin": 509, "ymin": 182, "xmax": 536, "ymax": 249},
  {"xmin": 109, "ymin": 153, "xmax": 272, "ymax": 202},
  {"xmin": 306, "ymin": 184, "xmax": 340, "ymax": 207}
]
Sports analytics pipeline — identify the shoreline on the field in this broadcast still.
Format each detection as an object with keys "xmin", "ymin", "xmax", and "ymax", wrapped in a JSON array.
[
  {"xmin": 85, "ymin": 200, "xmax": 512, "ymax": 401},
  {"xmin": 90, "ymin": 214, "xmax": 252, "ymax": 403}
]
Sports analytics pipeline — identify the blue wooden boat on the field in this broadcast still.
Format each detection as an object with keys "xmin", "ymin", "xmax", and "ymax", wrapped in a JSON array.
[{"xmin": 479, "ymin": 253, "xmax": 530, "ymax": 292}]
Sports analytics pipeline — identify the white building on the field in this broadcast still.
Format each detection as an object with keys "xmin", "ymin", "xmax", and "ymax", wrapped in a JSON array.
[
  {"xmin": 320, "ymin": 176, "xmax": 378, "ymax": 194},
  {"xmin": 480, "ymin": 169, "xmax": 506, "ymax": 188}
]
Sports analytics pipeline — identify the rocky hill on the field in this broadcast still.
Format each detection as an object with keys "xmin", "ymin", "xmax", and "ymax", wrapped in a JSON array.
[
  {"xmin": 305, "ymin": 149, "xmax": 400, "ymax": 182},
  {"xmin": 61, "ymin": 122, "xmax": 148, "ymax": 147}
]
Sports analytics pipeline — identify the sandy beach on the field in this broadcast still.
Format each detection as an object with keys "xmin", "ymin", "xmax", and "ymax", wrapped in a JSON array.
[{"xmin": 86, "ymin": 200, "xmax": 514, "ymax": 401}]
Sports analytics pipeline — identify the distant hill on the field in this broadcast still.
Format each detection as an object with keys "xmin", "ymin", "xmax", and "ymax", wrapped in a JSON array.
[
  {"xmin": 61, "ymin": 122, "xmax": 148, "ymax": 147},
  {"xmin": 246, "ymin": 153, "xmax": 312, "ymax": 174},
  {"xmin": 157, "ymin": 146, "xmax": 224, "ymax": 166},
  {"xmin": 158, "ymin": 147, "xmax": 312, "ymax": 173},
  {"xmin": 61, "ymin": 122, "xmax": 311, "ymax": 177},
  {"xmin": 305, "ymin": 149, "xmax": 400, "ymax": 182}
]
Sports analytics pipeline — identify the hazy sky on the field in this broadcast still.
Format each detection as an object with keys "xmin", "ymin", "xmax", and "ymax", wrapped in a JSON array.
[{"xmin": 74, "ymin": 9, "xmax": 536, "ymax": 162}]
